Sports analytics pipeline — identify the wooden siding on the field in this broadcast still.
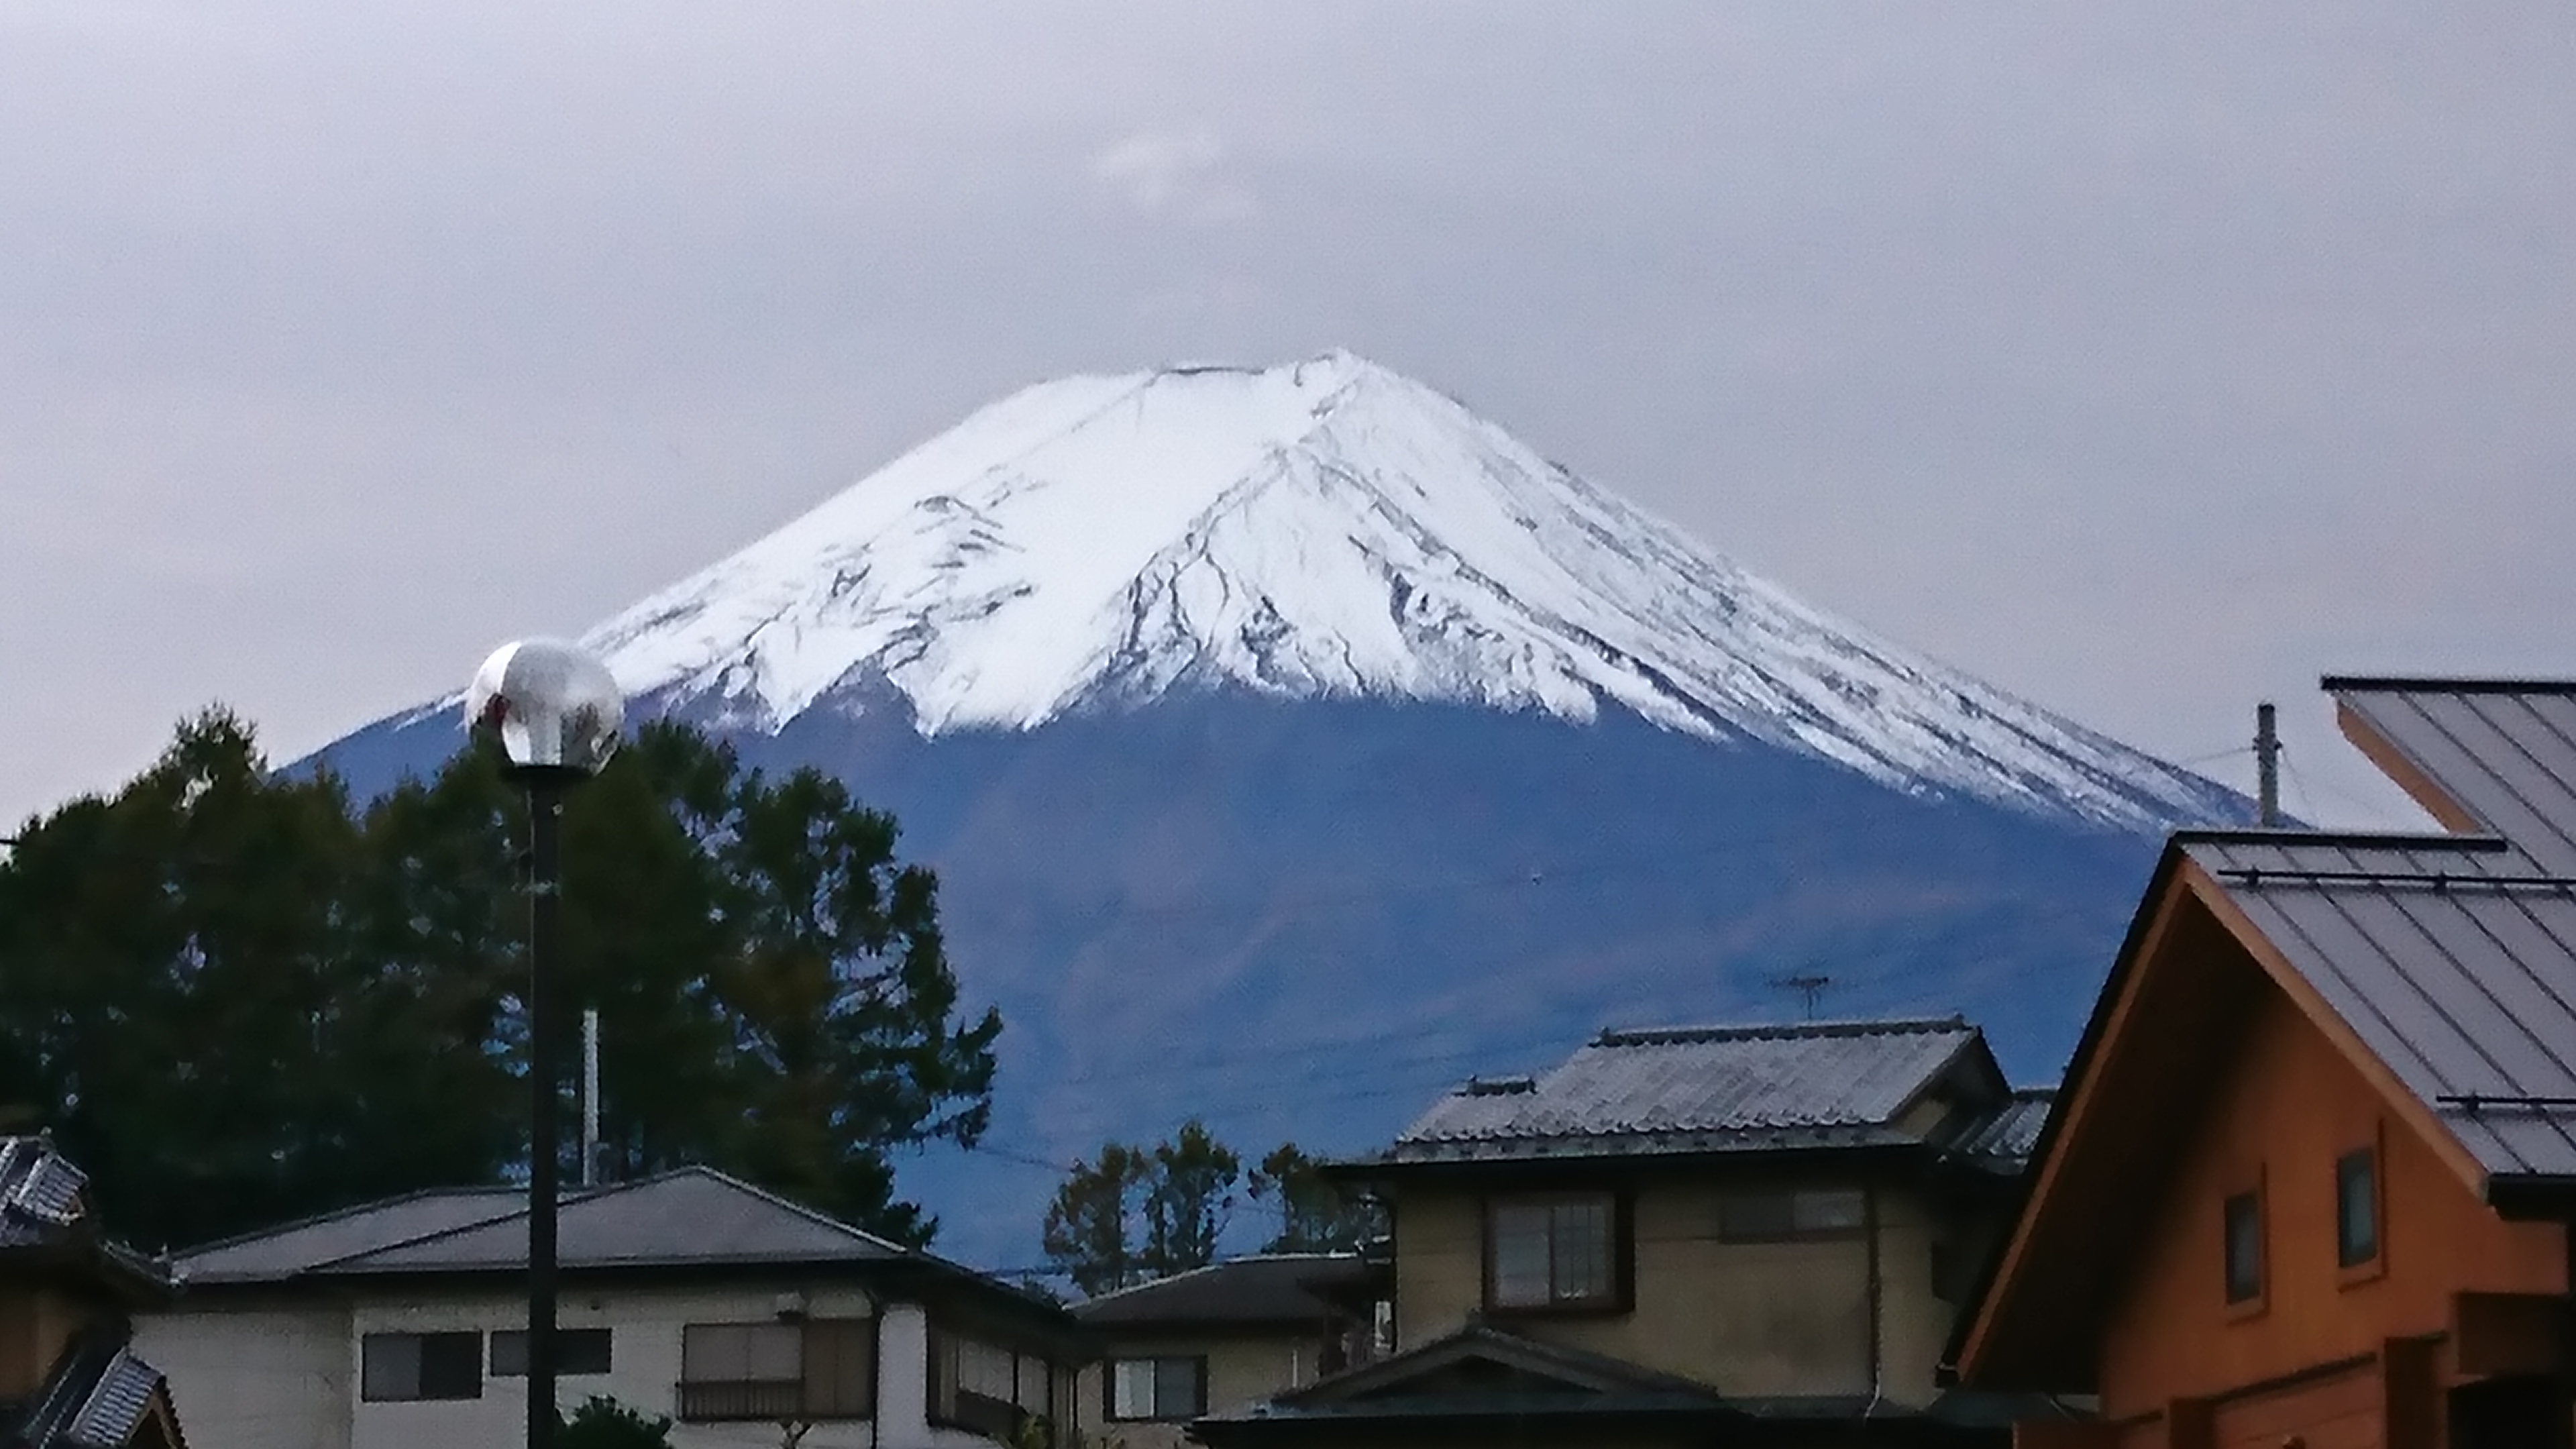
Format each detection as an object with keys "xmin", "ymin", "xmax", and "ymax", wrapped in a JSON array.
[
  {"xmin": 2208, "ymin": 1360, "xmax": 2378, "ymax": 1448},
  {"xmin": 2094, "ymin": 963, "xmax": 2565, "ymax": 1419}
]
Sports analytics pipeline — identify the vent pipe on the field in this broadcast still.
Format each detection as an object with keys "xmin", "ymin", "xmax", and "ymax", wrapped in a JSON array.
[
  {"xmin": 580, "ymin": 1008, "xmax": 601, "ymax": 1188},
  {"xmin": 2255, "ymin": 702, "xmax": 2282, "ymax": 826}
]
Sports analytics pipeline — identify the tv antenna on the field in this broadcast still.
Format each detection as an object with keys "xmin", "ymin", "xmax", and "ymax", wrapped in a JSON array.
[{"xmin": 1769, "ymin": 972, "xmax": 1834, "ymax": 1020}]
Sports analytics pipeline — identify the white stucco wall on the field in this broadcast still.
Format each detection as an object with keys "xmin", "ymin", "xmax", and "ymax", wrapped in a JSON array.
[
  {"xmin": 143, "ymin": 1287, "xmax": 1012, "ymax": 1449},
  {"xmin": 133, "ymin": 1305, "xmax": 351, "ymax": 1449}
]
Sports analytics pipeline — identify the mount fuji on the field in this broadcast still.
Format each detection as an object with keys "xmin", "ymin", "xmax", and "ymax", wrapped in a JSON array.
[{"xmin": 314, "ymin": 351, "xmax": 2247, "ymax": 1265}]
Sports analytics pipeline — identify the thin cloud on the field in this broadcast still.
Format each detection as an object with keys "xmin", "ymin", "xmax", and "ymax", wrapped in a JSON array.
[{"xmin": 1089, "ymin": 127, "xmax": 1259, "ymax": 223}]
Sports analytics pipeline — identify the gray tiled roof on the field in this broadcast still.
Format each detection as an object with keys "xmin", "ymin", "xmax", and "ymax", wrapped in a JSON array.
[
  {"xmin": 62, "ymin": 1348, "xmax": 163, "ymax": 1449},
  {"xmin": 176, "ymin": 1167, "xmax": 907, "ymax": 1284},
  {"xmin": 1944, "ymin": 1090, "xmax": 2055, "ymax": 1167},
  {"xmin": 1073, "ymin": 1253, "xmax": 1371, "ymax": 1330},
  {"xmin": 1379, "ymin": 1017, "xmax": 1987, "ymax": 1165},
  {"xmin": 0, "ymin": 1137, "xmax": 89, "ymax": 1248}
]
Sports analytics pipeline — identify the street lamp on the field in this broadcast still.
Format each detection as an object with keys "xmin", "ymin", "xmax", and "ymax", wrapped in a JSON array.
[{"xmin": 467, "ymin": 637, "xmax": 624, "ymax": 1449}]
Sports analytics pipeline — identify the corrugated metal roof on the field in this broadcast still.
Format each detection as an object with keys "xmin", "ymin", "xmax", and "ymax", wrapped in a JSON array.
[
  {"xmin": 2188, "ymin": 828, "xmax": 2576, "ymax": 1181},
  {"xmin": 178, "ymin": 1167, "xmax": 908, "ymax": 1283},
  {"xmin": 1379, "ymin": 1017, "xmax": 1984, "ymax": 1165},
  {"xmin": 1074, "ymin": 1253, "xmax": 1371, "ymax": 1330},
  {"xmin": 2330, "ymin": 679, "xmax": 2576, "ymax": 873}
]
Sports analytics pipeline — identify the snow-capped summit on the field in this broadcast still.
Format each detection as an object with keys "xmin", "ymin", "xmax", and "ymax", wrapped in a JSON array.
[
  {"xmin": 313, "ymin": 354, "xmax": 2252, "ymax": 1265},
  {"xmin": 562, "ymin": 350, "xmax": 2223, "ymax": 829}
]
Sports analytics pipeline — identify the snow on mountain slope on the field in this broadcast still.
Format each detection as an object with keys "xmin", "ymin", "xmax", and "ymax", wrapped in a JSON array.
[{"xmin": 507, "ymin": 350, "xmax": 2228, "ymax": 829}]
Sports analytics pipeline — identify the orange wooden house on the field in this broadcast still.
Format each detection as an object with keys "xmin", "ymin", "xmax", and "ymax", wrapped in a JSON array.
[{"xmin": 1951, "ymin": 677, "xmax": 2576, "ymax": 1449}]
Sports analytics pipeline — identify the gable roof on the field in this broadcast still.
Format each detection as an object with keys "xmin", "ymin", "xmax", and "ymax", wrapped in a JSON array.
[
  {"xmin": 8, "ymin": 1328, "xmax": 182, "ymax": 1449},
  {"xmin": 1939, "ymin": 1089, "xmax": 2056, "ymax": 1170},
  {"xmin": 165, "ymin": 1164, "xmax": 1082, "ymax": 1351},
  {"xmin": 1368, "ymin": 1016, "xmax": 2004, "ymax": 1167},
  {"xmin": 1073, "ymin": 1253, "xmax": 1373, "ymax": 1331},
  {"xmin": 1187, "ymin": 1322, "xmax": 1735, "ymax": 1445},
  {"xmin": 1190, "ymin": 1322, "xmax": 2065, "ymax": 1445},
  {"xmin": 171, "ymin": 1185, "xmax": 528, "ymax": 1285},
  {"xmin": 0, "ymin": 1137, "xmax": 169, "ymax": 1302},
  {"xmin": 2184, "ymin": 830, "xmax": 2576, "ymax": 1183},
  {"xmin": 1952, "ymin": 676, "xmax": 2576, "ymax": 1390},
  {"xmin": 0, "ymin": 1138, "xmax": 186, "ymax": 1449},
  {"xmin": 173, "ymin": 1167, "xmax": 907, "ymax": 1285}
]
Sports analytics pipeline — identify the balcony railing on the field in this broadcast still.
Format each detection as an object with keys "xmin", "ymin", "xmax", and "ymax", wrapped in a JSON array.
[{"xmin": 676, "ymin": 1379, "xmax": 806, "ymax": 1421}]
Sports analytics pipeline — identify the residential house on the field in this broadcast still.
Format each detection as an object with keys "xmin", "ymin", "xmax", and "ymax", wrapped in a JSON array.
[
  {"xmin": 135, "ymin": 1165, "xmax": 1087, "ymax": 1449},
  {"xmin": 0, "ymin": 1134, "xmax": 189, "ymax": 1449},
  {"xmin": 1192, "ymin": 1016, "xmax": 2055, "ymax": 1446},
  {"xmin": 1950, "ymin": 676, "xmax": 2576, "ymax": 1449},
  {"xmin": 1070, "ymin": 1253, "xmax": 1388, "ymax": 1448}
]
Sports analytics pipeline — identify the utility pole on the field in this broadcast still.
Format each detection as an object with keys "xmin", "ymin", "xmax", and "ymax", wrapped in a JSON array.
[
  {"xmin": 2255, "ymin": 702, "xmax": 2282, "ymax": 826},
  {"xmin": 1770, "ymin": 973, "xmax": 1833, "ymax": 1020}
]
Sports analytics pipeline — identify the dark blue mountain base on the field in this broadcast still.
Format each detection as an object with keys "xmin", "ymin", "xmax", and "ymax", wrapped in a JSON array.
[{"xmin": 313, "ymin": 688, "xmax": 2211, "ymax": 1268}]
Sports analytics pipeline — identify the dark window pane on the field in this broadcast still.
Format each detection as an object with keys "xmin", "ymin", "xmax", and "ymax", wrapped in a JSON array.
[
  {"xmin": 361, "ymin": 1334, "xmax": 421, "ymax": 1401},
  {"xmin": 495, "ymin": 1329, "xmax": 611, "ymax": 1378},
  {"xmin": 417, "ymin": 1333, "xmax": 483, "ymax": 1399},
  {"xmin": 1155, "ymin": 1357, "xmax": 1205, "ymax": 1418},
  {"xmin": 2223, "ymin": 1191, "xmax": 2263, "ymax": 1303},
  {"xmin": 1717, "ymin": 1193, "xmax": 1796, "ymax": 1240},
  {"xmin": 1794, "ymin": 1189, "xmax": 1867, "ymax": 1234},
  {"xmin": 561, "ymin": 1329, "xmax": 613, "ymax": 1377},
  {"xmin": 1489, "ymin": 1203, "xmax": 1552, "ymax": 1306},
  {"xmin": 2337, "ymin": 1150, "xmax": 2378, "ymax": 1267}
]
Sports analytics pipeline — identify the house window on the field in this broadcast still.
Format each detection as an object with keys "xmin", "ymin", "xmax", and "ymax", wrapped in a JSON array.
[
  {"xmin": 928, "ymin": 1325, "xmax": 1053, "ymax": 1438},
  {"xmin": 2336, "ymin": 1148, "xmax": 2379, "ymax": 1268},
  {"xmin": 1487, "ymin": 1194, "xmax": 1617, "ymax": 1309},
  {"xmin": 1106, "ymin": 1356, "xmax": 1207, "ymax": 1421},
  {"xmin": 2222, "ymin": 1189, "xmax": 2264, "ymax": 1304},
  {"xmin": 1716, "ymin": 1187, "xmax": 1867, "ymax": 1242},
  {"xmin": 489, "ymin": 1328, "xmax": 614, "ymax": 1377},
  {"xmin": 679, "ymin": 1320, "xmax": 873, "ymax": 1422},
  {"xmin": 360, "ymin": 1331, "xmax": 482, "ymax": 1401}
]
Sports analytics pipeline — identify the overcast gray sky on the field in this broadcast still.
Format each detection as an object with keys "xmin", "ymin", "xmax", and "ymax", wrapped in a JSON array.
[{"xmin": 4, "ymin": 0, "xmax": 2569, "ymax": 829}]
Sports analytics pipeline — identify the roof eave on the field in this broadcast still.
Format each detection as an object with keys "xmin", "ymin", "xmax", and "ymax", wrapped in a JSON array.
[
  {"xmin": 1339, "ymin": 1137, "xmax": 1943, "ymax": 1183},
  {"xmin": 2485, "ymin": 1174, "xmax": 2576, "ymax": 1222}
]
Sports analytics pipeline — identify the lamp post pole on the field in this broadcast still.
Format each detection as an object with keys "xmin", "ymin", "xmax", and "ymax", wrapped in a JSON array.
[
  {"xmin": 525, "ymin": 781, "xmax": 564, "ymax": 1449},
  {"xmin": 468, "ymin": 637, "xmax": 624, "ymax": 1449}
]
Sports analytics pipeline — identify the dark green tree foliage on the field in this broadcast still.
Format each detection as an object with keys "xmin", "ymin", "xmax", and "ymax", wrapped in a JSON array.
[
  {"xmin": 556, "ymin": 1396, "xmax": 676, "ymax": 1448},
  {"xmin": 1043, "ymin": 1126, "xmax": 1382, "ymax": 1293},
  {"xmin": 1142, "ymin": 1120, "xmax": 1239, "ymax": 1278},
  {"xmin": 0, "ymin": 710, "xmax": 1000, "ymax": 1250},
  {"xmin": 1038, "ymin": 1142, "xmax": 1148, "ymax": 1296},
  {"xmin": 1248, "ymin": 1143, "xmax": 1387, "ymax": 1254}
]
